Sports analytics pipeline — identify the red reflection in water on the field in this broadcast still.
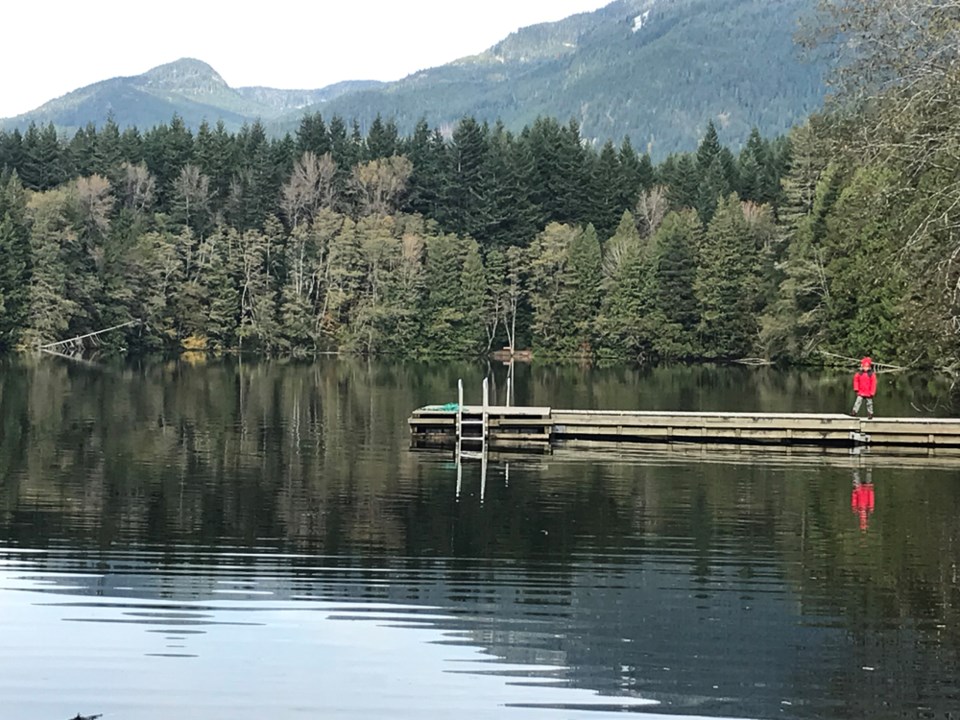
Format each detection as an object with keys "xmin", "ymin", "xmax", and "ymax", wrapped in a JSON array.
[{"xmin": 851, "ymin": 470, "xmax": 875, "ymax": 532}]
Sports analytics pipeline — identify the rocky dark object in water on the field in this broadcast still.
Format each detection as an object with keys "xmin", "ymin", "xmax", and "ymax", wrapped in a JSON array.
[{"xmin": 69, "ymin": 714, "xmax": 102, "ymax": 720}]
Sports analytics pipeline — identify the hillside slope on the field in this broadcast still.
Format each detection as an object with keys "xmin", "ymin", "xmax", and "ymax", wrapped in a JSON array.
[{"xmin": 291, "ymin": 0, "xmax": 823, "ymax": 154}]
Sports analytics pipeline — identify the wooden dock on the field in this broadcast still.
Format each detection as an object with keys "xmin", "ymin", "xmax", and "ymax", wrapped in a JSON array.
[{"xmin": 409, "ymin": 405, "xmax": 960, "ymax": 449}]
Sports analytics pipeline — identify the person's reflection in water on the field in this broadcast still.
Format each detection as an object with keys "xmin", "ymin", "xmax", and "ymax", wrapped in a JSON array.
[{"xmin": 851, "ymin": 467, "xmax": 875, "ymax": 532}]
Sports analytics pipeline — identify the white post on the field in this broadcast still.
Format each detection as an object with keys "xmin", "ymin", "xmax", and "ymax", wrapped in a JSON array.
[
  {"xmin": 456, "ymin": 457, "xmax": 462, "ymax": 502},
  {"xmin": 457, "ymin": 378, "xmax": 464, "ymax": 442},
  {"xmin": 505, "ymin": 377, "xmax": 512, "ymax": 408},
  {"xmin": 482, "ymin": 377, "xmax": 489, "ymax": 442},
  {"xmin": 480, "ymin": 449, "xmax": 487, "ymax": 504}
]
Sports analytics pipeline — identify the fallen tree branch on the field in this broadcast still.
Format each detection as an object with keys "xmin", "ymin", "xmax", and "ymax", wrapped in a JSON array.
[
  {"xmin": 817, "ymin": 349, "xmax": 910, "ymax": 371},
  {"xmin": 39, "ymin": 320, "xmax": 140, "ymax": 350}
]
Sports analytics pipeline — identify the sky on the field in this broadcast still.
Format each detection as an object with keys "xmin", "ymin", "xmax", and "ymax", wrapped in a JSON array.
[{"xmin": 2, "ymin": 0, "xmax": 611, "ymax": 119}]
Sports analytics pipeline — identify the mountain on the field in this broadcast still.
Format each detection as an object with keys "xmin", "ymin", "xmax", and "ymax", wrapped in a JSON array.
[
  {"xmin": 1, "ymin": 59, "xmax": 383, "ymax": 134},
  {"xmin": 2, "ymin": 0, "xmax": 826, "ymax": 155},
  {"xmin": 292, "ymin": 0, "xmax": 825, "ymax": 155}
]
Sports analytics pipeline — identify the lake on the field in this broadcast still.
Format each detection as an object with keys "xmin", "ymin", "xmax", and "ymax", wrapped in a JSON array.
[{"xmin": 1, "ymin": 357, "xmax": 959, "ymax": 720}]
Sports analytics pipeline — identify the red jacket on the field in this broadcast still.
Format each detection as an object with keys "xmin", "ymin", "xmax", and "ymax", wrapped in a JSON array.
[{"xmin": 853, "ymin": 370, "xmax": 877, "ymax": 397}]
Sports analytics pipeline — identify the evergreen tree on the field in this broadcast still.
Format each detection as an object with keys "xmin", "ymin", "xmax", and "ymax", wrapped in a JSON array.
[
  {"xmin": 68, "ymin": 123, "xmax": 99, "ymax": 178},
  {"xmin": 20, "ymin": 123, "xmax": 67, "ymax": 191},
  {"xmin": 617, "ymin": 137, "xmax": 650, "ymax": 212},
  {"xmin": 401, "ymin": 119, "xmax": 448, "ymax": 220},
  {"xmin": 820, "ymin": 166, "xmax": 904, "ymax": 359},
  {"xmin": 696, "ymin": 194, "xmax": 759, "ymax": 358},
  {"xmin": 97, "ymin": 118, "xmax": 125, "ymax": 178},
  {"xmin": 442, "ymin": 116, "xmax": 492, "ymax": 241},
  {"xmin": 0, "ymin": 172, "xmax": 31, "ymax": 350},
  {"xmin": 528, "ymin": 222, "xmax": 600, "ymax": 354},
  {"xmin": 142, "ymin": 115, "xmax": 194, "ymax": 210},
  {"xmin": 458, "ymin": 239, "xmax": 488, "ymax": 354},
  {"xmin": 649, "ymin": 210, "xmax": 701, "ymax": 358},
  {"xmin": 421, "ymin": 232, "xmax": 469, "ymax": 355},
  {"xmin": 663, "ymin": 153, "xmax": 700, "ymax": 211},
  {"xmin": 761, "ymin": 125, "xmax": 840, "ymax": 359},
  {"xmin": 485, "ymin": 124, "xmax": 539, "ymax": 249},
  {"xmin": 195, "ymin": 119, "xmax": 235, "ymax": 217},
  {"xmin": 204, "ymin": 227, "xmax": 243, "ymax": 351},
  {"xmin": 596, "ymin": 210, "xmax": 654, "ymax": 360},
  {"xmin": 523, "ymin": 117, "xmax": 589, "ymax": 227},
  {"xmin": 563, "ymin": 223, "xmax": 602, "ymax": 353},
  {"xmin": 591, "ymin": 141, "xmax": 625, "ymax": 241},
  {"xmin": 365, "ymin": 114, "xmax": 399, "ymax": 160},
  {"xmin": 0, "ymin": 130, "xmax": 25, "ymax": 175},
  {"xmin": 296, "ymin": 113, "xmax": 331, "ymax": 157},
  {"xmin": 696, "ymin": 120, "xmax": 722, "ymax": 171}
]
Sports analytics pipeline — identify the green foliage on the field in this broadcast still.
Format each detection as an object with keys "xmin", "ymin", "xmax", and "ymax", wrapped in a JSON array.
[
  {"xmin": 819, "ymin": 166, "xmax": 905, "ymax": 360},
  {"xmin": 596, "ymin": 211, "xmax": 655, "ymax": 361},
  {"xmin": 0, "ymin": 172, "xmax": 30, "ymax": 349},
  {"xmin": 649, "ymin": 211, "xmax": 701, "ymax": 360},
  {"xmin": 696, "ymin": 194, "xmax": 761, "ymax": 359},
  {"xmin": 526, "ymin": 221, "xmax": 601, "ymax": 356}
]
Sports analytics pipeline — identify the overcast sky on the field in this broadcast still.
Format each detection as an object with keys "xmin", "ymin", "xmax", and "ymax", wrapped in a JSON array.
[{"xmin": 2, "ymin": 0, "xmax": 611, "ymax": 118}]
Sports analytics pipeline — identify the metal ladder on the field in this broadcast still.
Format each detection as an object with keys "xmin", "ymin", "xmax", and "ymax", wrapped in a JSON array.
[
  {"xmin": 455, "ymin": 377, "xmax": 489, "ymax": 502},
  {"xmin": 456, "ymin": 377, "xmax": 488, "ymax": 459}
]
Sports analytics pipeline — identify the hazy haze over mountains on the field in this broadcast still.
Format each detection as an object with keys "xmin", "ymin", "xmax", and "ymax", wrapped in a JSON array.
[{"xmin": 2, "ymin": 0, "xmax": 825, "ymax": 155}]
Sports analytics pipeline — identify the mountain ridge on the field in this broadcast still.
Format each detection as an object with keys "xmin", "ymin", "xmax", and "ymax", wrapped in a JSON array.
[{"xmin": 2, "ymin": 0, "xmax": 825, "ymax": 154}]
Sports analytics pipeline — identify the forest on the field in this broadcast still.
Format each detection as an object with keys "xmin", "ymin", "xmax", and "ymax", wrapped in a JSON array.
[{"xmin": 0, "ymin": 0, "xmax": 957, "ymax": 372}]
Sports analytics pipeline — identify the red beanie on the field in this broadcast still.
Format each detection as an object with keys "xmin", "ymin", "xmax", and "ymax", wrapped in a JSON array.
[{"xmin": 860, "ymin": 357, "xmax": 872, "ymax": 368}]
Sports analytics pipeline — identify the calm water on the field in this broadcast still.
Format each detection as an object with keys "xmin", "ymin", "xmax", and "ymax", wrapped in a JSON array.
[{"xmin": 1, "ymin": 358, "xmax": 959, "ymax": 720}]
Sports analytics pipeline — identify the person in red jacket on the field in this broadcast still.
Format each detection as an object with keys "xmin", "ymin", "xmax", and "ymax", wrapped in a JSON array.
[{"xmin": 850, "ymin": 356, "xmax": 877, "ymax": 418}]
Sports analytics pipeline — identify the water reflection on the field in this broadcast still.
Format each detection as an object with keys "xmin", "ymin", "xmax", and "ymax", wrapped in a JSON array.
[
  {"xmin": 851, "ymin": 467, "xmax": 876, "ymax": 533},
  {"xmin": 0, "ymin": 357, "xmax": 959, "ymax": 719}
]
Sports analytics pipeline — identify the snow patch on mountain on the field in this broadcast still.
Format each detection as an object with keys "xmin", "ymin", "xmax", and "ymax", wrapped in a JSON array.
[{"xmin": 632, "ymin": 9, "xmax": 651, "ymax": 32}]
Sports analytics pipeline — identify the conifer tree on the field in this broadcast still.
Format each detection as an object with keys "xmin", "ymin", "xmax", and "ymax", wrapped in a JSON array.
[
  {"xmin": 421, "ymin": 232, "xmax": 468, "ymax": 355},
  {"xmin": 97, "ymin": 118, "xmax": 125, "ymax": 179},
  {"xmin": 485, "ymin": 123, "xmax": 539, "ymax": 249},
  {"xmin": 591, "ymin": 141, "xmax": 625, "ymax": 241},
  {"xmin": 69, "ymin": 124, "xmax": 99, "ymax": 178},
  {"xmin": 195, "ymin": 120, "xmax": 235, "ymax": 217},
  {"xmin": 296, "ymin": 113, "xmax": 331, "ymax": 158},
  {"xmin": 401, "ymin": 119, "xmax": 448, "ymax": 220},
  {"xmin": 458, "ymin": 239, "xmax": 488, "ymax": 354},
  {"xmin": 596, "ymin": 211, "xmax": 654, "ymax": 360},
  {"xmin": 696, "ymin": 121, "xmax": 722, "ymax": 171},
  {"xmin": 20, "ymin": 123, "xmax": 67, "ymax": 191},
  {"xmin": 205, "ymin": 226, "xmax": 243, "ymax": 352},
  {"xmin": 443, "ymin": 117, "xmax": 491, "ymax": 241},
  {"xmin": 0, "ymin": 172, "xmax": 31, "ymax": 350},
  {"xmin": 365, "ymin": 114, "xmax": 399, "ymax": 161},
  {"xmin": 696, "ymin": 194, "xmax": 759, "ymax": 358},
  {"xmin": 820, "ymin": 166, "xmax": 904, "ymax": 359},
  {"xmin": 649, "ymin": 210, "xmax": 701, "ymax": 358}
]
